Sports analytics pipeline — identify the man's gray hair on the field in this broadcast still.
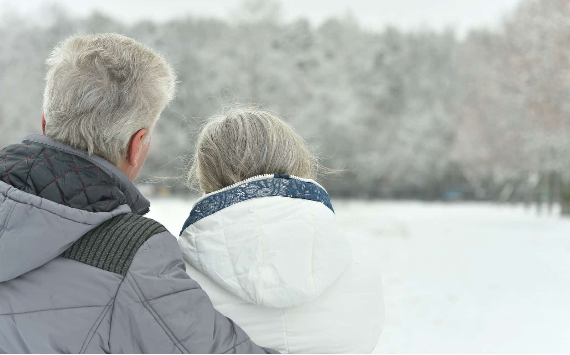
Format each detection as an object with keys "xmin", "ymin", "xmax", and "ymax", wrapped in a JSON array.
[
  {"xmin": 43, "ymin": 33, "xmax": 176, "ymax": 165},
  {"xmin": 189, "ymin": 106, "xmax": 318, "ymax": 192}
]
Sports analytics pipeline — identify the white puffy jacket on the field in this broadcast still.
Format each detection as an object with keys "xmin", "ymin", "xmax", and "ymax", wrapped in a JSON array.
[{"xmin": 178, "ymin": 175, "xmax": 383, "ymax": 353}]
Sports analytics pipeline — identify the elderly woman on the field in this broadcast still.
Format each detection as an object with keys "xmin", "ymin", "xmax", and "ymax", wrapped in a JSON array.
[{"xmin": 179, "ymin": 107, "xmax": 384, "ymax": 353}]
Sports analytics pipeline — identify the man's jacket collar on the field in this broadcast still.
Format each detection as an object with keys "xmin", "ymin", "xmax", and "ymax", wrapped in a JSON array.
[{"xmin": 21, "ymin": 134, "xmax": 150, "ymax": 215}]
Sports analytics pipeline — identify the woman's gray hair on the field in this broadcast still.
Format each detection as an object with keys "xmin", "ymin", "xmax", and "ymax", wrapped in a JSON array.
[
  {"xmin": 189, "ymin": 106, "xmax": 318, "ymax": 192},
  {"xmin": 43, "ymin": 33, "xmax": 176, "ymax": 165}
]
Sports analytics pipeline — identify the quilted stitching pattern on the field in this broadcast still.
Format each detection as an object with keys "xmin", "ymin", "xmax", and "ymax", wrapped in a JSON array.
[{"xmin": 0, "ymin": 143, "xmax": 126, "ymax": 212}]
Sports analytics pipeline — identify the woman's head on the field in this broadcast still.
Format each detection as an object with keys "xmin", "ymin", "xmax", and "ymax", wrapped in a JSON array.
[{"xmin": 189, "ymin": 107, "xmax": 317, "ymax": 192}]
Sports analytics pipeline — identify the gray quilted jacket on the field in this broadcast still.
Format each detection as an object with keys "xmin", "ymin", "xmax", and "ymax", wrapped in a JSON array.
[{"xmin": 0, "ymin": 134, "xmax": 274, "ymax": 354}]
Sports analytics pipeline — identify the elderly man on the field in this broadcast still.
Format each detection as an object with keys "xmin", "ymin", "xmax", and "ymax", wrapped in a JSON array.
[{"xmin": 0, "ymin": 34, "xmax": 274, "ymax": 354}]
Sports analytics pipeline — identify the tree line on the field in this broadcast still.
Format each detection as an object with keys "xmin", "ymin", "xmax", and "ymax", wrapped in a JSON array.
[{"xmin": 0, "ymin": 0, "xmax": 568, "ymax": 213}]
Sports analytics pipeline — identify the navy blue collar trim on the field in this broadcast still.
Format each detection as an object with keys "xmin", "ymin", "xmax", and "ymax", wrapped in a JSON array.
[{"xmin": 180, "ymin": 174, "xmax": 334, "ymax": 235}]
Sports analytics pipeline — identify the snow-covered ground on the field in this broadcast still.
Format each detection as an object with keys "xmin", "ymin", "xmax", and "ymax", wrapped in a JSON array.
[{"xmin": 148, "ymin": 198, "xmax": 570, "ymax": 353}]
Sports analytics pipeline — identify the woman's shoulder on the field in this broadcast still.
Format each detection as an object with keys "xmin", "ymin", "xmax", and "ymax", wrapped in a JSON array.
[{"xmin": 283, "ymin": 236, "xmax": 384, "ymax": 353}]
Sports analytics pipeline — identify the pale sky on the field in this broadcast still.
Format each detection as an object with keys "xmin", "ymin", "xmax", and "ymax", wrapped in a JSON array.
[{"xmin": 0, "ymin": 0, "xmax": 522, "ymax": 37}]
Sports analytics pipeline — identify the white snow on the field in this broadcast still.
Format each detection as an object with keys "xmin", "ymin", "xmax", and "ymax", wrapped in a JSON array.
[{"xmin": 147, "ymin": 198, "xmax": 570, "ymax": 353}]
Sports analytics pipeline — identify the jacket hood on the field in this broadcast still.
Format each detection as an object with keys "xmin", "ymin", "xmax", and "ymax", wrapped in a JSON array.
[
  {"xmin": 0, "ymin": 135, "xmax": 148, "ymax": 282},
  {"xmin": 179, "ymin": 175, "xmax": 351, "ymax": 308}
]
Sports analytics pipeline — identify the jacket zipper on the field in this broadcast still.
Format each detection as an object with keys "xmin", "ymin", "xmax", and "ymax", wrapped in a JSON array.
[{"xmin": 193, "ymin": 174, "xmax": 327, "ymax": 205}]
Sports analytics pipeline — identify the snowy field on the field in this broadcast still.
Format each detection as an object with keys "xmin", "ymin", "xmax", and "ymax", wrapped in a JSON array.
[{"xmin": 148, "ymin": 198, "xmax": 570, "ymax": 353}]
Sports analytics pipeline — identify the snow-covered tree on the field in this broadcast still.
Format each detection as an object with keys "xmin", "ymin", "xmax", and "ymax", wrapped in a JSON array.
[
  {"xmin": 3, "ymin": 0, "xmax": 568, "ymax": 204},
  {"xmin": 455, "ymin": 0, "xmax": 570, "ymax": 212}
]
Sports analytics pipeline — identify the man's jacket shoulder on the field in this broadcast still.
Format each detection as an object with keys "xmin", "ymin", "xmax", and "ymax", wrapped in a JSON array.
[{"xmin": 62, "ymin": 213, "xmax": 168, "ymax": 276}]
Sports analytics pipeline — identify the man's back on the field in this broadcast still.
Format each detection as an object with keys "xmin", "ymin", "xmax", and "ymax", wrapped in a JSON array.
[{"xmin": 0, "ymin": 135, "xmax": 271, "ymax": 353}]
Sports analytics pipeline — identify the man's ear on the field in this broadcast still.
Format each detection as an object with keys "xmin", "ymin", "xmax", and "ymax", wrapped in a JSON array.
[
  {"xmin": 42, "ymin": 113, "xmax": 46, "ymax": 135},
  {"xmin": 127, "ymin": 129, "xmax": 148, "ymax": 167}
]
